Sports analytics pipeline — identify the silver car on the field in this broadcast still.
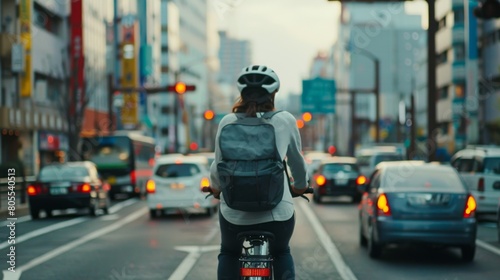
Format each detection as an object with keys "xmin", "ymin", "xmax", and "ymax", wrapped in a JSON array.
[
  {"xmin": 146, "ymin": 155, "xmax": 219, "ymax": 218},
  {"xmin": 359, "ymin": 162, "xmax": 477, "ymax": 262}
]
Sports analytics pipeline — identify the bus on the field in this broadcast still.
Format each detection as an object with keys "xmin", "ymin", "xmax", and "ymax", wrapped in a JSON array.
[{"xmin": 81, "ymin": 131, "xmax": 156, "ymax": 199}]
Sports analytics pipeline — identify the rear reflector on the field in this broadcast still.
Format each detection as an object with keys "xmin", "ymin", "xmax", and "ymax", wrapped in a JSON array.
[{"xmin": 240, "ymin": 268, "xmax": 271, "ymax": 277}]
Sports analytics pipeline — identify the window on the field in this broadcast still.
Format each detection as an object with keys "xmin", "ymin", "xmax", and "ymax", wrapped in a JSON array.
[
  {"xmin": 155, "ymin": 164, "xmax": 200, "ymax": 178},
  {"xmin": 33, "ymin": 3, "xmax": 63, "ymax": 36},
  {"xmin": 437, "ymin": 50, "xmax": 448, "ymax": 65},
  {"xmin": 453, "ymin": 9, "xmax": 465, "ymax": 23},
  {"xmin": 484, "ymin": 157, "xmax": 500, "ymax": 174},
  {"xmin": 323, "ymin": 164, "xmax": 359, "ymax": 174},
  {"xmin": 453, "ymin": 158, "xmax": 475, "ymax": 172},
  {"xmin": 39, "ymin": 165, "xmax": 89, "ymax": 182},
  {"xmin": 438, "ymin": 86, "xmax": 449, "ymax": 99},
  {"xmin": 454, "ymin": 44, "xmax": 465, "ymax": 61}
]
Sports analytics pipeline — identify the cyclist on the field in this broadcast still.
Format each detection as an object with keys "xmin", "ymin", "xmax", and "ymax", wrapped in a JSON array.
[{"xmin": 209, "ymin": 65, "xmax": 309, "ymax": 279}]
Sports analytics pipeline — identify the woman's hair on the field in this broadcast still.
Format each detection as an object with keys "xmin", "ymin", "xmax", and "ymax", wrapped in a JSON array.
[{"xmin": 232, "ymin": 88, "xmax": 275, "ymax": 117}]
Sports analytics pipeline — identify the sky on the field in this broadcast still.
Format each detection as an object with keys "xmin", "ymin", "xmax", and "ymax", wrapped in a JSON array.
[{"xmin": 213, "ymin": 0, "xmax": 428, "ymax": 96}]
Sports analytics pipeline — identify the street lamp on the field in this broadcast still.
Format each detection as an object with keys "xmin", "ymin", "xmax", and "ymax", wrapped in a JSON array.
[{"xmin": 347, "ymin": 46, "xmax": 381, "ymax": 143}]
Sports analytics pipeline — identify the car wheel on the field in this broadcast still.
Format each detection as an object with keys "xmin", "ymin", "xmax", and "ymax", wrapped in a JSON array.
[
  {"xmin": 352, "ymin": 194, "xmax": 362, "ymax": 204},
  {"xmin": 368, "ymin": 224, "xmax": 382, "ymax": 258},
  {"xmin": 102, "ymin": 197, "xmax": 111, "ymax": 215},
  {"xmin": 313, "ymin": 192, "xmax": 321, "ymax": 204},
  {"xmin": 89, "ymin": 200, "xmax": 98, "ymax": 217},
  {"xmin": 150, "ymin": 209, "xmax": 158, "ymax": 219},
  {"xmin": 359, "ymin": 219, "xmax": 368, "ymax": 247},
  {"xmin": 497, "ymin": 215, "xmax": 500, "ymax": 243},
  {"xmin": 30, "ymin": 208, "xmax": 40, "ymax": 220},
  {"xmin": 461, "ymin": 244, "xmax": 475, "ymax": 262},
  {"xmin": 45, "ymin": 209, "xmax": 53, "ymax": 218}
]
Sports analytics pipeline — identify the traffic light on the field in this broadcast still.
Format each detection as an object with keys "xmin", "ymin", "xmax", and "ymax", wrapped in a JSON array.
[
  {"xmin": 203, "ymin": 110, "xmax": 215, "ymax": 120},
  {"xmin": 474, "ymin": 0, "xmax": 500, "ymax": 19},
  {"xmin": 296, "ymin": 119, "xmax": 305, "ymax": 129},
  {"xmin": 302, "ymin": 112, "xmax": 312, "ymax": 122},
  {"xmin": 166, "ymin": 82, "xmax": 196, "ymax": 94}
]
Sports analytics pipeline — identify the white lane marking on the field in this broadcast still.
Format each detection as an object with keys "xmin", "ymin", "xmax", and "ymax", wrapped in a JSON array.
[
  {"xmin": 476, "ymin": 239, "xmax": 500, "ymax": 256},
  {"xmin": 0, "ymin": 198, "xmax": 139, "ymax": 250},
  {"xmin": 0, "ymin": 215, "xmax": 31, "ymax": 227},
  {"xmin": 2, "ymin": 207, "xmax": 148, "ymax": 279},
  {"xmin": 169, "ymin": 246, "xmax": 220, "ymax": 280},
  {"xmin": 297, "ymin": 199, "xmax": 357, "ymax": 280},
  {"xmin": 0, "ymin": 218, "xmax": 88, "ymax": 250},
  {"xmin": 109, "ymin": 198, "xmax": 139, "ymax": 214},
  {"xmin": 99, "ymin": 214, "xmax": 120, "ymax": 221}
]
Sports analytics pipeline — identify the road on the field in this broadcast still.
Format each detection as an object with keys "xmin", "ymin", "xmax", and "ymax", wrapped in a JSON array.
[{"xmin": 0, "ymin": 196, "xmax": 499, "ymax": 280}]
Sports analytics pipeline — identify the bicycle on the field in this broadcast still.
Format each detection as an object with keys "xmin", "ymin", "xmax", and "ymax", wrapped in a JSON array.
[{"xmin": 202, "ymin": 186, "xmax": 313, "ymax": 280}]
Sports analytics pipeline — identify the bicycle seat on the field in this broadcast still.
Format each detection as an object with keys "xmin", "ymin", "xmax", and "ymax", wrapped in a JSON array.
[{"xmin": 237, "ymin": 231, "xmax": 275, "ymax": 241}]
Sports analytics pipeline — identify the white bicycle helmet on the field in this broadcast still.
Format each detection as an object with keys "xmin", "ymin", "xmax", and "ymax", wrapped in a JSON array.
[{"xmin": 237, "ymin": 65, "xmax": 280, "ymax": 94}]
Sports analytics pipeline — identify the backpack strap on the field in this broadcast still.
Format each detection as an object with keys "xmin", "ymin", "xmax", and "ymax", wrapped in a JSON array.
[{"xmin": 262, "ymin": 110, "xmax": 283, "ymax": 119}]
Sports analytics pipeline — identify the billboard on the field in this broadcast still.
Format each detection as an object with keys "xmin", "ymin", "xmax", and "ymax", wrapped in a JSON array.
[
  {"xmin": 19, "ymin": 0, "xmax": 32, "ymax": 97},
  {"xmin": 120, "ymin": 19, "xmax": 140, "ymax": 127},
  {"xmin": 69, "ymin": 0, "xmax": 84, "ymax": 118}
]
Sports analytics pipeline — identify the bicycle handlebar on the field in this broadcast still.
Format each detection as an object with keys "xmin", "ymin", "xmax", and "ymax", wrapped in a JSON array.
[{"xmin": 202, "ymin": 186, "xmax": 314, "ymax": 200}]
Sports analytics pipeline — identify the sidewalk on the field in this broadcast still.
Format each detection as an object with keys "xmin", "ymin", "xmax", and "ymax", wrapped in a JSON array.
[{"xmin": 0, "ymin": 203, "xmax": 30, "ymax": 220}]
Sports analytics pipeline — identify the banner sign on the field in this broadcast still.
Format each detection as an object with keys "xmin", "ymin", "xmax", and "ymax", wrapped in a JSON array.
[
  {"xmin": 19, "ymin": 0, "xmax": 32, "ymax": 97},
  {"xmin": 120, "ymin": 19, "xmax": 140, "ymax": 126},
  {"xmin": 69, "ymin": 0, "xmax": 84, "ymax": 118}
]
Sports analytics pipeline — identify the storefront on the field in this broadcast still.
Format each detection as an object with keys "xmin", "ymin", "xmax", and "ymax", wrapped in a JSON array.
[{"xmin": 38, "ymin": 132, "xmax": 69, "ymax": 169}]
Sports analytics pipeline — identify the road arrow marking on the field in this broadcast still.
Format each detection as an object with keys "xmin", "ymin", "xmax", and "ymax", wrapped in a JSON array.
[{"xmin": 169, "ymin": 245, "xmax": 220, "ymax": 280}]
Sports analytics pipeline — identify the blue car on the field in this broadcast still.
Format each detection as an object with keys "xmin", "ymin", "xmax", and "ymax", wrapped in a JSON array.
[{"xmin": 359, "ymin": 161, "xmax": 477, "ymax": 261}]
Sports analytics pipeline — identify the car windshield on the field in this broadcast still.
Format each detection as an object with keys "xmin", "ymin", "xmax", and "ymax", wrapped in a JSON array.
[
  {"xmin": 383, "ymin": 168, "xmax": 464, "ymax": 191},
  {"xmin": 356, "ymin": 155, "xmax": 370, "ymax": 167},
  {"xmin": 323, "ymin": 163, "xmax": 359, "ymax": 174},
  {"xmin": 155, "ymin": 164, "xmax": 201, "ymax": 178},
  {"xmin": 373, "ymin": 154, "xmax": 403, "ymax": 166},
  {"xmin": 484, "ymin": 157, "xmax": 500, "ymax": 174},
  {"xmin": 39, "ymin": 165, "xmax": 89, "ymax": 182}
]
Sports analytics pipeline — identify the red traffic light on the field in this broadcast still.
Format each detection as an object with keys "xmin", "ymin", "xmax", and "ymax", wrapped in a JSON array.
[
  {"xmin": 204, "ymin": 110, "xmax": 215, "ymax": 120},
  {"xmin": 167, "ymin": 82, "xmax": 196, "ymax": 94}
]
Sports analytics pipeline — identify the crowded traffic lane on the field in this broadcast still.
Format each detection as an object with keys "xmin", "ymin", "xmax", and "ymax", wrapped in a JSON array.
[{"xmin": 310, "ymin": 196, "xmax": 500, "ymax": 280}]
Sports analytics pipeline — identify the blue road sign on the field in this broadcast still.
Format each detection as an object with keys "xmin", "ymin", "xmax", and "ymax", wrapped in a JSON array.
[{"xmin": 301, "ymin": 77, "xmax": 336, "ymax": 114}]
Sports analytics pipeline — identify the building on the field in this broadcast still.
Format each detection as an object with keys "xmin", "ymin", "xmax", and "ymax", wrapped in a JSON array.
[
  {"xmin": 478, "ymin": 6, "xmax": 500, "ymax": 144},
  {"xmin": 75, "ymin": 0, "xmax": 114, "ymax": 139},
  {"xmin": 216, "ymin": 31, "xmax": 252, "ymax": 114},
  {"xmin": 0, "ymin": 0, "xmax": 70, "ymax": 175},
  {"xmin": 332, "ymin": 2, "xmax": 424, "ymax": 155}
]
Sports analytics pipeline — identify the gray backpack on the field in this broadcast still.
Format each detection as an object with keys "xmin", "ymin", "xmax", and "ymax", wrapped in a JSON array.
[{"xmin": 217, "ymin": 111, "xmax": 285, "ymax": 212}]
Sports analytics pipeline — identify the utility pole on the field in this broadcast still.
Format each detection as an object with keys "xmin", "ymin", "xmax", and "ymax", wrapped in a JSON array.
[
  {"xmin": 374, "ymin": 59, "xmax": 380, "ymax": 143},
  {"xmin": 427, "ymin": 0, "xmax": 438, "ymax": 162}
]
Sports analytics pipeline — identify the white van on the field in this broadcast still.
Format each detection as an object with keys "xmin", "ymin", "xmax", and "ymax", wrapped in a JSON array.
[{"xmin": 450, "ymin": 146, "xmax": 500, "ymax": 214}]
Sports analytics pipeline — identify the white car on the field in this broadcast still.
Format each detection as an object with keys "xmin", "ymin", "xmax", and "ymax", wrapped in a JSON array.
[
  {"xmin": 451, "ymin": 146, "xmax": 500, "ymax": 214},
  {"xmin": 146, "ymin": 155, "xmax": 219, "ymax": 218}
]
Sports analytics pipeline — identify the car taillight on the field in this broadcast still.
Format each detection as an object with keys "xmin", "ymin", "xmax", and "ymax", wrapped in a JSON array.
[
  {"xmin": 200, "ymin": 177, "xmax": 210, "ymax": 189},
  {"xmin": 27, "ymin": 184, "xmax": 43, "ymax": 196},
  {"xmin": 240, "ymin": 268, "xmax": 271, "ymax": 277},
  {"xmin": 356, "ymin": 175, "xmax": 367, "ymax": 185},
  {"xmin": 315, "ymin": 175, "xmax": 326, "ymax": 186},
  {"xmin": 377, "ymin": 193, "xmax": 391, "ymax": 216},
  {"xmin": 478, "ymin": 178, "xmax": 484, "ymax": 192},
  {"xmin": 130, "ymin": 171, "xmax": 137, "ymax": 185},
  {"xmin": 146, "ymin": 180, "xmax": 156, "ymax": 194},
  {"xmin": 463, "ymin": 195, "xmax": 477, "ymax": 218},
  {"xmin": 77, "ymin": 183, "xmax": 92, "ymax": 193}
]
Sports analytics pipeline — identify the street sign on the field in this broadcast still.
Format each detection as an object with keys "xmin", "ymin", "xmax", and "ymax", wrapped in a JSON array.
[{"xmin": 301, "ymin": 77, "xmax": 336, "ymax": 114}]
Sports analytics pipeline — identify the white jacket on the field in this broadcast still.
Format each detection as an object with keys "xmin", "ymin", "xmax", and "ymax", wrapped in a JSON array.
[{"xmin": 209, "ymin": 111, "xmax": 308, "ymax": 225}]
